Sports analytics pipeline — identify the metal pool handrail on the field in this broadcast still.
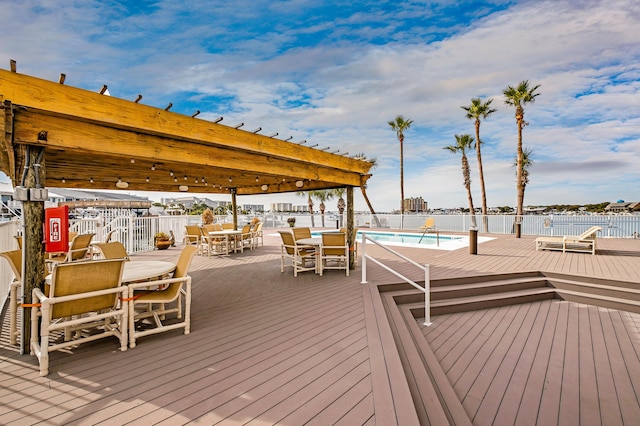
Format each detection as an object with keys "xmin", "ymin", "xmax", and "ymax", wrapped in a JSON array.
[{"xmin": 360, "ymin": 231, "xmax": 432, "ymax": 326}]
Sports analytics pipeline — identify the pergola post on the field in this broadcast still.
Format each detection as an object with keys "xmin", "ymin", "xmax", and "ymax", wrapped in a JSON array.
[
  {"xmin": 230, "ymin": 189, "xmax": 238, "ymax": 230},
  {"xmin": 21, "ymin": 145, "xmax": 47, "ymax": 354},
  {"xmin": 347, "ymin": 186, "xmax": 355, "ymax": 269}
]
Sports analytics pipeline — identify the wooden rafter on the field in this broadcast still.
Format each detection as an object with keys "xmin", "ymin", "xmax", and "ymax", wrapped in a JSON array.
[{"xmin": 0, "ymin": 68, "xmax": 373, "ymax": 195}]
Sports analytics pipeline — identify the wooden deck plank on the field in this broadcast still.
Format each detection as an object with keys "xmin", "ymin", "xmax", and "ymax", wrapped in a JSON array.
[
  {"xmin": 2, "ymin": 231, "xmax": 640, "ymax": 424},
  {"xmin": 514, "ymin": 299, "xmax": 560, "ymax": 424},
  {"xmin": 536, "ymin": 300, "xmax": 569, "ymax": 425}
]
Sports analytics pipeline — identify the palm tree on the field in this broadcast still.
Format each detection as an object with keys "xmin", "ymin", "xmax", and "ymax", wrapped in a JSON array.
[
  {"xmin": 503, "ymin": 80, "xmax": 541, "ymax": 235},
  {"xmin": 297, "ymin": 191, "xmax": 315, "ymax": 227},
  {"xmin": 444, "ymin": 134, "xmax": 477, "ymax": 228},
  {"xmin": 313, "ymin": 190, "xmax": 333, "ymax": 227},
  {"xmin": 334, "ymin": 187, "xmax": 346, "ymax": 227},
  {"xmin": 387, "ymin": 115, "xmax": 413, "ymax": 215},
  {"xmin": 354, "ymin": 153, "xmax": 382, "ymax": 227},
  {"xmin": 462, "ymin": 97, "xmax": 496, "ymax": 232},
  {"xmin": 514, "ymin": 147, "xmax": 534, "ymax": 199}
]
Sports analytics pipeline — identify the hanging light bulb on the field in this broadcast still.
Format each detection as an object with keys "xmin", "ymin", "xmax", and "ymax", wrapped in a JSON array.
[
  {"xmin": 184, "ymin": 175, "xmax": 188, "ymax": 181},
  {"xmin": 170, "ymin": 170, "xmax": 174, "ymax": 176},
  {"xmin": 174, "ymin": 177, "xmax": 178, "ymax": 183},
  {"xmin": 146, "ymin": 177, "xmax": 150, "ymax": 183},
  {"xmin": 90, "ymin": 177, "xmax": 94, "ymax": 183},
  {"xmin": 151, "ymin": 164, "xmax": 156, "ymax": 171},
  {"xmin": 62, "ymin": 177, "xmax": 66, "ymax": 183}
]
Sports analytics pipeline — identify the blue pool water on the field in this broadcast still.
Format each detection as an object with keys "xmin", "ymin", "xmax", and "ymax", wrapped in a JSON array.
[{"xmin": 312, "ymin": 230, "xmax": 464, "ymax": 248}]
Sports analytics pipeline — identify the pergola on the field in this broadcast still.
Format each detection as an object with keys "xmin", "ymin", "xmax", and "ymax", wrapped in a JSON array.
[{"xmin": 0, "ymin": 64, "xmax": 373, "ymax": 348}]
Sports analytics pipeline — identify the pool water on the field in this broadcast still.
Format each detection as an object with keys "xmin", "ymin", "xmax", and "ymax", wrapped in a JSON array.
[{"xmin": 310, "ymin": 230, "xmax": 487, "ymax": 251}]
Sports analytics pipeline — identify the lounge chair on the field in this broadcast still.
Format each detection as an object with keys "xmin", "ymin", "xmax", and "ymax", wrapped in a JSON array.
[
  {"xmin": 30, "ymin": 258, "xmax": 128, "ymax": 376},
  {"xmin": 535, "ymin": 226, "xmax": 602, "ymax": 255},
  {"xmin": 127, "ymin": 245, "xmax": 197, "ymax": 348},
  {"xmin": 278, "ymin": 231, "xmax": 317, "ymax": 276},
  {"xmin": 319, "ymin": 232, "xmax": 349, "ymax": 276}
]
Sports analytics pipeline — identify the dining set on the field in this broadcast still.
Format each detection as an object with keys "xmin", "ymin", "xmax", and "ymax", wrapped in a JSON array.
[
  {"xmin": 185, "ymin": 221, "xmax": 264, "ymax": 258},
  {"xmin": 278, "ymin": 227, "xmax": 350, "ymax": 277},
  {"xmin": 2, "ymin": 233, "xmax": 197, "ymax": 376}
]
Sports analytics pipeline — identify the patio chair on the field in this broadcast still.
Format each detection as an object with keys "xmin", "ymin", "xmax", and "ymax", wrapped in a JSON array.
[
  {"xmin": 340, "ymin": 227, "xmax": 359, "ymax": 266},
  {"xmin": 14, "ymin": 235, "xmax": 22, "ymax": 249},
  {"xmin": 278, "ymin": 231, "xmax": 317, "ymax": 276},
  {"xmin": 184, "ymin": 225, "xmax": 207, "ymax": 256},
  {"xmin": 30, "ymin": 258, "xmax": 128, "ymax": 376},
  {"xmin": 127, "ymin": 245, "xmax": 197, "ymax": 348},
  {"xmin": 419, "ymin": 218, "xmax": 437, "ymax": 232},
  {"xmin": 46, "ymin": 233, "xmax": 95, "ymax": 269},
  {"xmin": 535, "ymin": 226, "xmax": 602, "ymax": 255},
  {"xmin": 92, "ymin": 241, "xmax": 130, "ymax": 261},
  {"xmin": 320, "ymin": 232, "xmax": 349, "ymax": 276},
  {"xmin": 222, "ymin": 223, "xmax": 234, "ymax": 230},
  {"xmin": 1, "ymin": 249, "xmax": 22, "ymax": 345},
  {"xmin": 238, "ymin": 224, "xmax": 253, "ymax": 251},
  {"xmin": 252, "ymin": 222, "xmax": 264, "ymax": 247},
  {"xmin": 200, "ymin": 225, "xmax": 228, "ymax": 257},
  {"xmin": 292, "ymin": 227, "xmax": 312, "ymax": 241}
]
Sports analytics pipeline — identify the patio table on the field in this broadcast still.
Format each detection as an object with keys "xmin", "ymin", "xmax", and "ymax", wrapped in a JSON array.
[
  {"xmin": 296, "ymin": 237, "xmax": 322, "ymax": 274},
  {"xmin": 45, "ymin": 260, "xmax": 176, "ymax": 285}
]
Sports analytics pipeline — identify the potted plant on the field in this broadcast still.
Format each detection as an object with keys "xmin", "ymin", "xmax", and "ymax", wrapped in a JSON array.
[
  {"xmin": 287, "ymin": 217, "xmax": 296, "ymax": 227},
  {"xmin": 154, "ymin": 232, "xmax": 172, "ymax": 250}
]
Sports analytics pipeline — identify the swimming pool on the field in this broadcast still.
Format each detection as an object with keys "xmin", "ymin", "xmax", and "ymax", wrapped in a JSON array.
[{"xmin": 312, "ymin": 230, "xmax": 494, "ymax": 251}]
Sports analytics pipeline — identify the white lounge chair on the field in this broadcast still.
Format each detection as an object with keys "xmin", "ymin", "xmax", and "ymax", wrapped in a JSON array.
[{"xmin": 535, "ymin": 226, "xmax": 602, "ymax": 255}]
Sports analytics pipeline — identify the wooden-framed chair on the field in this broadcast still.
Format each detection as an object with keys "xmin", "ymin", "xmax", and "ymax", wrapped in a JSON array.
[
  {"xmin": 320, "ymin": 232, "xmax": 349, "ymax": 276},
  {"xmin": 278, "ymin": 231, "xmax": 317, "ymax": 276},
  {"xmin": 92, "ymin": 241, "xmax": 130, "ymax": 261},
  {"xmin": 535, "ymin": 226, "xmax": 602, "ymax": 255},
  {"xmin": 340, "ymin": 227, "xmax": 359, "ymax": 266},
  {"xmin": 30, "ymin": 258, "xmax": 127, "ymax": 376},
  {"xmin": 127, "ymin": 245, "xmax": 197, "ymax": 348},
  {"xmin": 1, "ymin": 249, "xmax": 22, "ymax": 345},
  {"xmin": 292, "ymin": 227, "xmax": 312, "ymax": 241}
]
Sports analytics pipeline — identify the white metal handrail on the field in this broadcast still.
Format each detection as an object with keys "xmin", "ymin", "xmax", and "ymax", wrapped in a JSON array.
[{"xmin": 360, "ymin": 232, "xmax": 431, "ymax": 326}]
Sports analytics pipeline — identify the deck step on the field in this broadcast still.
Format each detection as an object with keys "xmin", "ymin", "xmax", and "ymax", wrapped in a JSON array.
[
  {"xmin": 429, "ymin": 287, "xmax": 557, "ymax": 316},
  {"xmin": 548, "ymin": 277, "xmax": 640, "ymax": 302},
  {"xmin": 556, "ymin": 289, "xmax": 640, "ymax": 314},
  {"xmin": 431, "ymin": 276, "xmax": 549, "ymax": 301}
]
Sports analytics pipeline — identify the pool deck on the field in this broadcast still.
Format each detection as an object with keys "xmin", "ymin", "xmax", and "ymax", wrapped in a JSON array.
[{"xmin": 1, "ymin": 230, "xmax": 640, "ymax": 424}]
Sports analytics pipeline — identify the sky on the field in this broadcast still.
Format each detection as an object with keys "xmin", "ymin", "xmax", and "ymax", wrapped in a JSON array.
[{"xmin": 1, "ymin": 0, "xmax": 639, "ymax": 213}]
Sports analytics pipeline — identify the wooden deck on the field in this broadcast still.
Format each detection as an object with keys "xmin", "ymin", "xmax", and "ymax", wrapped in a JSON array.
[{"xmin": 1, "ymin": 231, "xmax": 640, "ymax": 424}]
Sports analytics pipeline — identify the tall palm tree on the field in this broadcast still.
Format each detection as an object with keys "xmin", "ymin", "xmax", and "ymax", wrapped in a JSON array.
[
  {"xmin": 297, "ymin": 191, "xmax": 315, "ymax": 227},
  {"xmin": 334, "ymin": 187, "xmax": 346, "ymax": 227},
  {"xmin": 354, "ymin": 154, "xmax": 382, "ymax": 227},
  {"xmin": 444, "ymin": 134, "xmax": 477, "ymax": 228},
  {"xmin": 462, "ymin": 97, "xmax": 496, "ymax": 232},
  {"xmin": 514, "ymin": 146, "xmax": 534, "ymax": 199},
  {"xmin": 313, "ymin": 190, "xmax": 333, "ymax": 227},
  {"xmin": 503, "ymin": 80, "xmax": 541, "ymax": 232},
  {"xmin": 387, "ymin": 115, "xmax": 413, "ymax": 215}
]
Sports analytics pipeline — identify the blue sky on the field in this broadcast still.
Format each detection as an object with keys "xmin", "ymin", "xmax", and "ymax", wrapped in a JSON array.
[{"xmin": 1, "ymin": 0, "xmax": 639, "ymax": 212}]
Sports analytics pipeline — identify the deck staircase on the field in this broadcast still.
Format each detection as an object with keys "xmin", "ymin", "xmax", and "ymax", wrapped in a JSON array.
[{"xmin": 373, "ymin": 271, "xmax": 640, "ymax": 425}]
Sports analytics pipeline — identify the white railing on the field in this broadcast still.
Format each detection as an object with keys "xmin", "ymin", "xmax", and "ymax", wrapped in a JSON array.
[{"xmin": 360, "ymin": 232, "xmax": 431, "ymax": 326}]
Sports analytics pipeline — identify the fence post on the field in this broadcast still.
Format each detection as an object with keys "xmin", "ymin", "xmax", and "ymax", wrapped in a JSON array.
[
  {"xmin": 424, "ymin": 264, "xmax": 431, "ymax": 326},
  {"xmin": 360, "ymin": 232, "xmax": 367, "ymax": 284}
]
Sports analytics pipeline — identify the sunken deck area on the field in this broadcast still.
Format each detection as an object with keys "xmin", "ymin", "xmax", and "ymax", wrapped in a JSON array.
[{"xmin": 1, "ymin": 231, "xmax": 640, "ymax": 425}]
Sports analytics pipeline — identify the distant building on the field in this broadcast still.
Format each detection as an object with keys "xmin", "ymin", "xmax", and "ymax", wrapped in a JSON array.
[
  {"xmin": 403, "ymin": 197, "xmax": 428, "ymax": 213},
  {"xmin": 270, "ymin": 202, "xmax": 293, "ymax": 212},
  {"xmin": 161, "ymin": 196, "xmax": 229, "ymax": 210},
  {"xmin": 605, "ymin": 201, "xmax": 640, "ymax": 213}
]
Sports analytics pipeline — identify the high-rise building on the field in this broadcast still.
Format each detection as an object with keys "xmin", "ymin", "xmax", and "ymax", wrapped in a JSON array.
[{"xmin": 404, "ymin": 196, "xmax": 428, "ymax": 213}]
